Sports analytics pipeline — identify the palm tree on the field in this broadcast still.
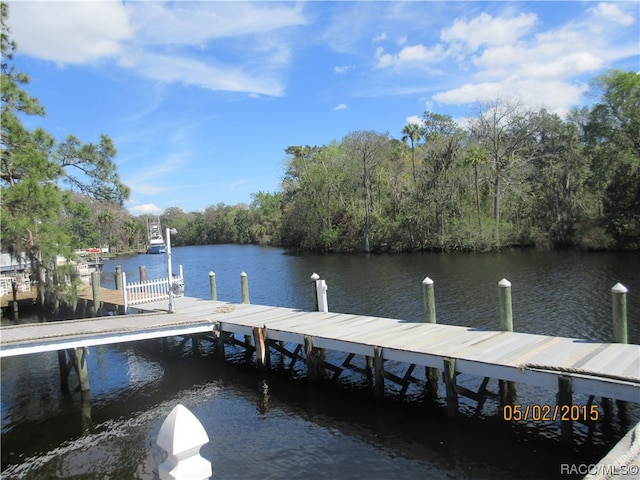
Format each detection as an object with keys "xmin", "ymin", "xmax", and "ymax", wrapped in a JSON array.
[
  {"xmin": 464, "ymin": 146, "xmax": 487, "ymax": 232},
  {"xmin": 401, "ymin": 122, "xmax": 425, "ymax": 183}
]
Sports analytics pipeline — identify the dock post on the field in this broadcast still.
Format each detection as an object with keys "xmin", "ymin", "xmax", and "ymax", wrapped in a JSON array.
[
  {"xmin": 122, "ymin": 272, "xmax": 129, "ymax": 314},
  {"xmin": 213, "ymin": 322, "xmax": 225, "ymax": 360},
  {"xmin": 373, "ymin": 346, "xmax": 385, "ymax": 398},
  {"xmin": 139, "ymin": 265, "xmax": 147, "ymax": 284},
  {"xmin": 74, "ymin": 347, "xmax": 91, "ymax": 392},
  {"xmin": 57, "ymin": 350, "xmax": 71, "ymax": 392},
  {"xmin": 422, "ymin": 277, "xmax": 436, "ymax": 324},
  {"xmin": 91, "ymin": 271, "xmax": 101, "ymax": 317},
  {"xmin": 611, "ymin": 283, "xmax": 629, "ymax": 422},
  {"xmin": 11, "ymin": 280, "xmax": 18, "ymax": 319},
  {"xmin": 241, "ymin": 272, "xmax": 252, "ymax": 350},
  {"xmin": 115, "ymin": 266, "xmax": 122, "ymax": 290},
  {"xmin": 311, "ymin": 273, "xmax": 320, "ymax": 311},
  {"xmin": 241, "ymin": 272, "xmax": 250, "ymax": 304},
  {"xmin": 310, "ymin": 273, "xmax": 329, "ymax": 313},
  {"xmin": 498, "ymin": 278, "xmax": 513, "ymax": 332},
  {"xmin": 611, "ymin": 283, "xmax": 628, "ymax": 344},
  {"xmin": 316, "ymin": 281, "xmax": 328, "ymax": 313},
  {"xmin": 304, "ymin": 335, "xmax": 325, "ymax": 381},
  {"xmin": 209, "ymin": 271, "xmax": 217, "ymax": 301},
  {"xmin": 558, "ymin": 375, "xmax": 573, "ymax": 445},
  {"xmin": 252, "ymin": 326, "xmax": 270, "ymax": 370},
  {"xmin": 422, "ymin": 277, "xmax": 439, "ymax": 398},
  {"xmin": 443, "ymin": 358, "xmax": 458, "ymax": 417},
  {"xmin": 498, "ymin": 278, "xmax": 516, "ymax": 403}
]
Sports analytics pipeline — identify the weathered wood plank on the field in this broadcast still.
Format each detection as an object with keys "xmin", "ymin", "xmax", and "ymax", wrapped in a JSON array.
[{"xmin": 1, "ymin": 296, "xmax": 638, "ymax": 405}]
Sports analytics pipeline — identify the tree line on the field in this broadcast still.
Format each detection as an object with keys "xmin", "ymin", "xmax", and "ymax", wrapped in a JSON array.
[
  {"xmin": 158, "ymin": 70, "xmax": 639, "ymax": 253},
  {"xmin": 1, "ymin": 0, "xmax": 638, "ymax": 312}
]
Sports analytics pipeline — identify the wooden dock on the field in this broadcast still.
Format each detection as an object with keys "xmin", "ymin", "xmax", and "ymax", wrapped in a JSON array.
[
  {"xmin": 2, "ymin": 296, "xmax": 638, "ymax": 405},
  {"xmin": 2, "ymin": 273, "xmax": 639, "ymax": 473}
]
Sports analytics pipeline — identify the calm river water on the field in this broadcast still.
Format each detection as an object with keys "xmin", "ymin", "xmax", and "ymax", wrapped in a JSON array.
[{"xmin": 1, "ymin": 246, "xmax": 639, "ymax": 479}]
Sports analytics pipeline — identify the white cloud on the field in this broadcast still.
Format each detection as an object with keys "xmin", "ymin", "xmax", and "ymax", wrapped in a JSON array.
[
  {"xmin": 126, "ymin": 1, "xmax": 307, "ymax": 46},
  {"xmin": 334, "ymin": 65, "xmax": 353, "ymax": 74},
  {"xmin": 372, "ymin": 32, "xmax": 387, "ymax": 43},
  {"xmin": 394, "ymin": 7, "xmax": 639, "ymax": 115},
  {"xmin": 136, "ymin": 52, "xmax": 283, "ymax": 97},
  {"xmin": 8, "ymin": 1, "xmax": 133, "ymax": 65},
  {"xmin": 332, "ymin": 104, "xmax": 348, "ymax": 111},
  {"xmin": 375, "ymin": 44, "xmax": 445, "ymax": 69},
  {"xmin": 7, "ymin": 1, "xmax": 306, "ymax": 96},
  {"xmin": 434, "ymin": 78, "xmax": 588, "ymax": 116},
  {"xmin": 405, "ymin": 115, "xmax": 424, "ymax": 126},
  {"xmin": 588, "ymin": 3, "xmax": 636, "ymax": 26},
  {"xmin": 128, "ymin": 203, "xmax": 163, "ymax": 216},
  {"xmin": 441, "ymin": 12, "xmax": 538, "ymax": 53}
]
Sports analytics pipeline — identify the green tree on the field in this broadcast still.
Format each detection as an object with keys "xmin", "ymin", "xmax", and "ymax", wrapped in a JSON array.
[
  {"xmin": 64, "ymin": 197, "xmax": 99, "ymax": 248},
  {"xmin": 401, "ymin": 122, "xmax": 425, "ymax": 183},
  {"xmin": 469, "ymin": 100, "xmax": 537, "ymax": 229},
  {"xmin": 526, "ymin": 111, "xmax": 589, "ymax": 247},
  {"xmin": 464, "ymin": 145, "xmax": 487, "ymax": 232},
  {"xmin": 1, "ymin": 3, "xmax": 130, "ymax": 304},
  {"xmin": 585, "ymin": 70, "xmax": 640, "ymax": 247},
  {"xmin": 343, "ymin": 131, "xmax": 390, "ymax": 253}
]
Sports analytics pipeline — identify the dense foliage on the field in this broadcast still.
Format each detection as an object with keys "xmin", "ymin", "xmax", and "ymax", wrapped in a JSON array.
[{"xmin": 159, "ymin": 71, "xmax": 639, "ymax": 253}]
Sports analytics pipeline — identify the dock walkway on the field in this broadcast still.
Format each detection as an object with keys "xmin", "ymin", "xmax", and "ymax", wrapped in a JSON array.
[{"xmin": 1, "ymin": 296, "xmax": 638, "ymax": 404}]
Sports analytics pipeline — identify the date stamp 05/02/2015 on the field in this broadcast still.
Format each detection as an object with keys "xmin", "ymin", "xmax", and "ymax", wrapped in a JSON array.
[{"xmin": 502, "ymin": 404, "xmax": 600, "ymax": 422}]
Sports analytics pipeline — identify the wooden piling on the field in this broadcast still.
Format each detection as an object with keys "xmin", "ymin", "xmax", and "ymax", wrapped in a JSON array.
[
  {"xmin": 498, "ymin": 278, "xmax": 517, "ymax": 403},
  {"xmin": 422, "ymin": 277, "xmax": 436, "ymax": 324},
  {"xmin": 311, "ymin": 273, "xmax": 320, "ymax": 311},
  {"xmin": 252, "ymin": 326, "xmax": 270, "ymax": 370},
  {"xmin": 558, "ymin": 375, "xmax": 573, "ymax": 445},
  {"xmin": 209, "ymin": 271, "xmax": 217, "ymax": 301},
  {"xmin": 241, "ymin": 272, "xmax": 249, "ymax": 304},
  {"xmin": 304, "ymin": 335, "xmax": 326, "ymax": 382},
  {"xmin": 11, "ymin": 280, "xmax": 18, "ymax": 319},
  {"xmin": 422, "ymin": 277, "xmax": 439, "ymax": 398},
  {"xmin": 57, "ymin": 350, "xmax": 71, "ymax": 392},
  {"xmin": 443, "ymin": 358, "xmax": 458, "ymax": 417},
  {"xmin": 115, "ymin": 266, "xmax": 122, "ymax": 290},
  {"xmin": 74, "ymin": 347, "xmax": 90, "ymax": 392},
  {"xmin": 611, "ymin": 283, "xmax": 628, "ymax": 344},
  {"xmin": 240, "ymin": 272, "xmax": 252, "ymax": 348},
  {"xmin": 139, "ymin": 265, "xmax": 147, "ymax": 284},
  {"xmin": 373, "ymin": 346, "xmax": 385, "ymax": 398},
  {"xmin": 91, "ymin": 271, "xmax": 101, "ymax": 317},
  {"xmin": 213, "ymin": 330, "xmax": 225, "ymax": 360},
  {"xmin": 611, "ymin": 283, "xmax": 630, "ymax": 421},
  {"xmin": 498, "ymin": 278, "xmax": 513, "ymax": 332}
]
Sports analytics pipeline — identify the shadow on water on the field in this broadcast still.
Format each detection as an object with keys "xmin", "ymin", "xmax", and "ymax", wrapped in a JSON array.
[{"xmin": 2, "ymin": 333, "xmax": 630, "ymax": 479}]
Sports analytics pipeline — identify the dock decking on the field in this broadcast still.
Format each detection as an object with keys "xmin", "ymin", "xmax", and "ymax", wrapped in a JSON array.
[{"xmin": 1, "ymin": 296, "xmax": 638, "ymax": 404}]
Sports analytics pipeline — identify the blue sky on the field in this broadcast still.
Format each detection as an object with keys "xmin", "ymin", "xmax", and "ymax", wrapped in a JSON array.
[{"xmin": 6, "ymin": 1, "xmax": 639, "ymax": 215}]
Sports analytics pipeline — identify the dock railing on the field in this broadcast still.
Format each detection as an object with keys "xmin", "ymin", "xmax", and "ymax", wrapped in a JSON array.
[
  {"xmin": 0, "ymin": 277, "xmax": 12, "ymax": 297},
  {"xmin": 122, "ymin": 266, "xmax": 183, "ymax": 314}
]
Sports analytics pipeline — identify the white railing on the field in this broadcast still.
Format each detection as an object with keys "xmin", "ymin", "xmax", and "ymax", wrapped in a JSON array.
[
  {"xmin": 0, "ymin": 274, "xmax": 31, "ymax": 296},
  {"xmin": 0, "ymin": 277, "xmax": 13, "ymax": 296},
  {"xmin": 122, "ymin": 266, "xmax": 183, "ymax": 313}
]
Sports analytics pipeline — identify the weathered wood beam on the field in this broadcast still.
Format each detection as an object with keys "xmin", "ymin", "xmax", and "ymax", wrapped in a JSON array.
[{"xmin": 443, "ymin": 358, "xmax": 458, "ymax": 417}]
